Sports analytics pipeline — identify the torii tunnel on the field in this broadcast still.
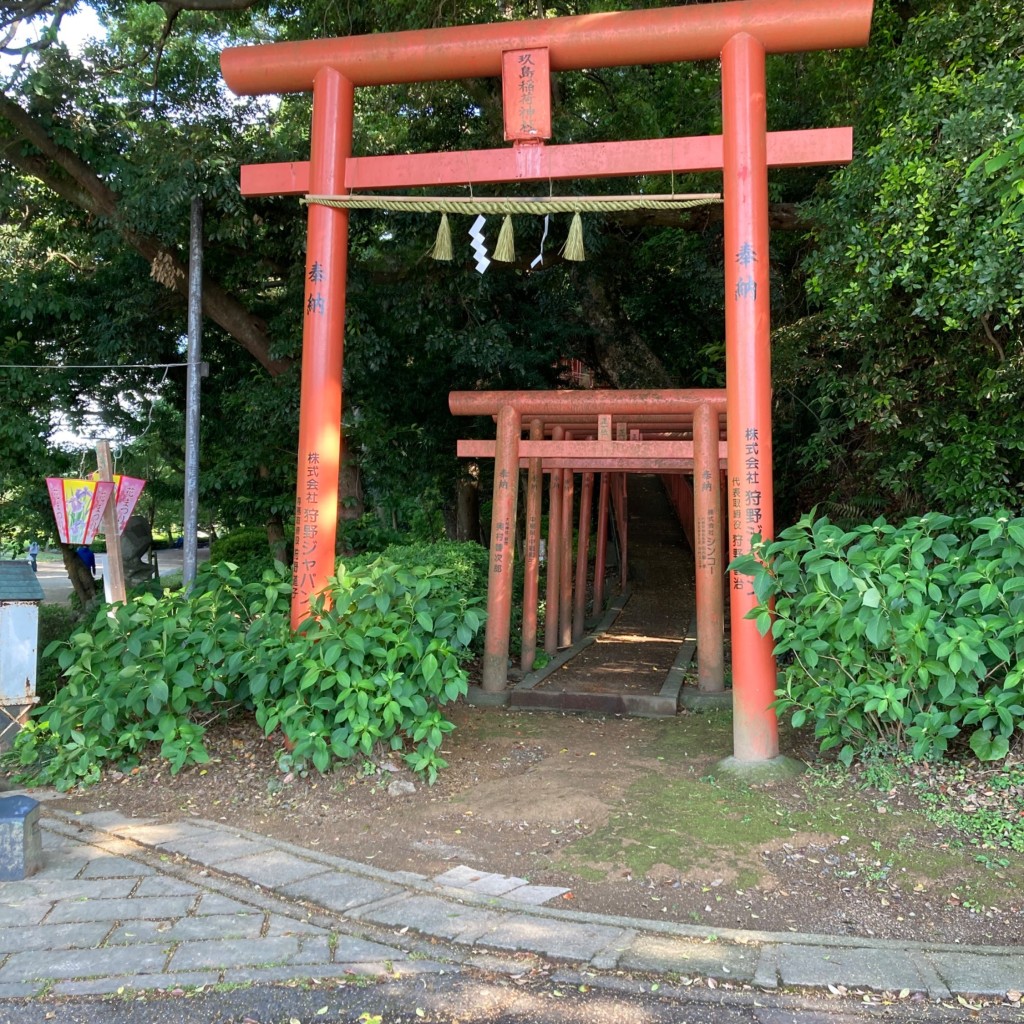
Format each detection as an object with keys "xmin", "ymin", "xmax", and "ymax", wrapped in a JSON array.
[
  {"xmin": 450, "ymin": 389, "xmax": 728, "ymax": 699},
  {"xmin": 220, "ymin": 0, "xmax": 874, "ymax": 763}
]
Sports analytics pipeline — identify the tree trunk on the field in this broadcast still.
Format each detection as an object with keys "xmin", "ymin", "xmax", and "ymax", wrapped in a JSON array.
[
  {"xmin": 582, "ymin": 276, "xmax": 674, "ymax": 388},
  {"xmin": 60, "ymin": 544, "xmax": 96, "ymax": 607},
  {"xmin": 266, "ymin": 513, "xmax": 289, "ymax": 565},
  {"xmin": 456, "ymin": 466, "xmax": 483, "ymax": 544},
  {"xmin": 0, "ymin": 93, "xmax": 289, "ymax": 377},
  {"xmin": 339, "ymin": 433, "xmax": 364, "ymax": 523}
]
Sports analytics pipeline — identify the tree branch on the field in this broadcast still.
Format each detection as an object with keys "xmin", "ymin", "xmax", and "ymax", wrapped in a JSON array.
[
  {"xmin": 980, "ymin": 314, "xmax": 1006, "ymax": 363},
  {"xmin": 155, "ymin": 0, "xmax": 265, "ymax": 14},
  {"xmin": 0, "ymin": 0, "xmax": 74, "ymax": 57},
  {"xmin": 0, "ymin": 91, "xmax": 291, "ymax": 376}
]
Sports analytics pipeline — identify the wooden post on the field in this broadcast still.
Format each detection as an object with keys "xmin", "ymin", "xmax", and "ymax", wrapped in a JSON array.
[
  {"xmin": 723, "ymin": 32, "xmax": 778, "ymax": 759},
  {"xmin": 481, "ymin": 405, "xmax": 521, "ymax": 691},
  {"xmin": 521, "ymin": 418, "xmax": 543, "ymax": 671},
  {"xmin": 694, "ymin": 402, "xmax": 725, "ymax": 692},
  {"xmin": 544, "ymin": 426, "xmax": 564, "ymax": 655},
  {"xmin": 290, "ymin": 67, "xmax": 354, "ymax": 630},
  {"xmin": 593, "ymin": 472, "xmax": 610, "ymax": 615},
  {"xmin": 573, "ymin": 471, "xmax": 594, "ymax": 642},
  {"xmin": 559, "ymin": 453, "xmax": 575, "ymax": 649},
  {"xmin": 96, "ymin": 441, "xmax": 127, "ymax": 605}
]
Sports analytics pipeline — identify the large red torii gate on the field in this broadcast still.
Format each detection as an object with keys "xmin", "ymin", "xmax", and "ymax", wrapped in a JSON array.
[{"xmin": 220, "ymin": 0, "xmax": 873, "ymax": 764}]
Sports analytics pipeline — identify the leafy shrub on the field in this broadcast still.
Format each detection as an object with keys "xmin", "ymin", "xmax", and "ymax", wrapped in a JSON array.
[
  {"xmin": 733, "ymin": 512, "xmax": 1024, "ymax": 764},
  {"xmin": 252, "ymin": 557, "xmax": 483, "ymax": 781},
  {"xmin": 9, "ymin": 562, "xmax": 285, "ymax": 789},
  {"xmin": 8, "ymin": 556, "xmax": 484, "ymax": 789},
  {"xmin": 35, "ymin": 604, "xmax": 80, "ymax": 704},
  {"xmin": 210, "ymin": 526, "xmax": 279, "ymax": 584},
  {"xmin": 127, "ymin": 571, "xmax": 184, "ymax": 601},
  {"xmin": 344, "ymin": 541, "xmax": 488, "ymax": 600},
  {"xmin": 337, "ymin": 513, "xmax": 404, "ymax": 553},
  {"xmin": 342, "ymin": 541, "xmax": 489, "ymax": 655}
]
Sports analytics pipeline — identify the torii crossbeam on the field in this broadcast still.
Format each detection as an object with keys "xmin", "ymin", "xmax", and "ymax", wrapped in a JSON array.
[{"xmin": 220, "ymin": 0, "xmax": 873, "ymax": 764}]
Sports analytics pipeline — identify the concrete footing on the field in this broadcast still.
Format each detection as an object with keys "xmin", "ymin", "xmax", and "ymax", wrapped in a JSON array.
[{"xmin": 715, "ymin": 754, "xmax": 804, "ymax": 782}]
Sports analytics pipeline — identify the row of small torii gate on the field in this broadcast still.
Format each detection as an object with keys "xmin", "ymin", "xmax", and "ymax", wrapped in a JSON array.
[{"xmin": 219, "ymin": 0, "xmax": 875, "ymax": 766}]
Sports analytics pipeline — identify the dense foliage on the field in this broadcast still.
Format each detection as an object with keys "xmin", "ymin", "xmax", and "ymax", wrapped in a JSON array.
[
  {"xmin": 9, "ymin": 557, "xmax": 484, "ymax": 790},
  {"xmin": 779, "ymin": 0, "xmax": 1024, "ymax": 517},
  {"xmin": 734, "ymin": 512, "xmax": 1024, "ymax": 765},
  {"xmin": 1, "ymin": 0, "xmax": 850, "ymax": 539}
]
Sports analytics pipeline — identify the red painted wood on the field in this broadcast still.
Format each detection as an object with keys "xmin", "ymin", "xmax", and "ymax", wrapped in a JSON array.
[
  {"xmin": 573, "ymin": 471, "xmax": 594, "ymax": 643},
  {"xmin": 222, "ymin": 0, "xmax": 872, "ymax": 95},
  {"xmin": 521, "ymin": 419, "xmax": 544, "ymax": 672},
  {"xmin": 544, "ymin": 426, "xmax": 564, "ymax": 656},
  {"xmin": 559, "ymin": 447, "xmax": 574, "ymax": 649},
  {"xmin": 456, "ymin": 439, "xmax": 728, "ymax": 461},
  {"xmin": 290, "ymin": 69, "xmax": 353, "ymax": 630},
  {"xmin": 503, "ymin": 48, "xmax": 551, "ymax": 141},
  {"xmin": 593, "ymin": 473, "xmax": 610, "ymax": 617},
  {"xmin": 240, "ymin": 128, "xmax": 851, "ymax": 196},
  {"xmin": 723, "ymin": 32, "xmax": 779, "ymax": 760},
  {"xmin": 694, "ymin": 403, "xmax": 725, "ymax": 693},
  {"xmin": 482, "ymin": 405, "xmax": 520, "ymax": 691},
  {"xmin": 451, "ymin": 389, "xmax": 726, "ymax": 417}
]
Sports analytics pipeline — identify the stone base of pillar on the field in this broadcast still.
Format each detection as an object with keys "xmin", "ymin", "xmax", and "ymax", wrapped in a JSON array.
[
  {"xmin": 715, "ymin": 754, "xmax": 804, "ymax": 781},
  {"xmin": 465, "ymin": 685, "xmax": 511, "ymax": 708}
]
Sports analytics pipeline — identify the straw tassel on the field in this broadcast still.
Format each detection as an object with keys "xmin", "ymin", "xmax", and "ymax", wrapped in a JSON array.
[
  {"xmin": 492, "ymin": 214, "xmax": 516, "ymax": 263},
  {"xmin": 561, "ymin": 212, "xmax": 585, "ymax": 261},
  {"xmin": 430, "ymin": 213, "xmax": 453, "ymax": 261}
]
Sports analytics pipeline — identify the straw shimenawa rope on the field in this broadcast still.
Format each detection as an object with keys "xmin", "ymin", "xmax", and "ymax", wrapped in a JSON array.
[
  {"xmin": 305, "ymin": 194, "xmax": 723, "ymax": 264},
  {"xmin": 302, "ymin": 194, "xmax": 721, "ymax": 214}
]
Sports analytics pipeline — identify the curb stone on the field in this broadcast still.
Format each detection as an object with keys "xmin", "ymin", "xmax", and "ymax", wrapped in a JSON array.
[{"xmin": 0, "ymin": 807, "xmax": 1018, "ymax": 1004}]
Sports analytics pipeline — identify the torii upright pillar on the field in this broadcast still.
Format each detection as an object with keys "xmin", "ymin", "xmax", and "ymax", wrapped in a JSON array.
[
  {"xmin": 722, "ymin": 34, "xmax": 778, "ymax": 761},
  {"xmin": 290, "ymin": 69, "xmax": 354, "ymax": 629}
]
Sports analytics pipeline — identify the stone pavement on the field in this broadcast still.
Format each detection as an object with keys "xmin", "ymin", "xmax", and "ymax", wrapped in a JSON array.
[{"xmin": 0, "ymin": 806, "xmax": 1021, "ymax": 1003}]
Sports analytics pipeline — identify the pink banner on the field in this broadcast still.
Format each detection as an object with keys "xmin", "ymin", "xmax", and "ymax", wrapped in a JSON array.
[
  {"xmin": 88, "ymin": 473, "xmax": 147, "ymax": 535},
  {"xmin": 45, "ymin": 478, "xmax": 68, "ymax": 544},
  {"xmin": 46, "ymin": 479, "xmax": 115, "ymax": 545}
]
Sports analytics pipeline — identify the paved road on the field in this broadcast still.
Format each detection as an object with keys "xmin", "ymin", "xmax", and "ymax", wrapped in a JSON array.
[
  {"xmin": 33, "ymin": 548, "xmax": 209, "ymax": 604},
  {"xmin": 0, "ymin": 802, "xmax": 1020, "ymax": 1017}
]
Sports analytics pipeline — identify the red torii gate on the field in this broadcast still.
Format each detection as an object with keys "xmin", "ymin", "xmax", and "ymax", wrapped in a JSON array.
[{"xmin": 220, "ymin": 0, "xmax": 873, "ymax": 764}]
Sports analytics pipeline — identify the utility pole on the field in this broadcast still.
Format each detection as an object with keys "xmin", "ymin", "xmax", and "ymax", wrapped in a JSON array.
[{"xmin": 183, "ymin": 197, "xmax": 204, "ymax": 588}]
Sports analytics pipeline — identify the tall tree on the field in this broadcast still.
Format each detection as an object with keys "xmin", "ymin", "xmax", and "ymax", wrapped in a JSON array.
[{"xmin": 776, "ymin": 0, "xmax": 1024, "ymax": 517}]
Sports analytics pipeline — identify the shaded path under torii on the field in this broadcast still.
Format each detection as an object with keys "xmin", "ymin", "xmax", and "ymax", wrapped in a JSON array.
[{"xmin": 508, "ymin": 476, "xmax": 711, "ymax": 717}]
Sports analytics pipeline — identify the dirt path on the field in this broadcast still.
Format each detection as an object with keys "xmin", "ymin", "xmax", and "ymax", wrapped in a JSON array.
[{"xmin": 536, "ymin": 474, "xmax": 697, "ymax": 698}]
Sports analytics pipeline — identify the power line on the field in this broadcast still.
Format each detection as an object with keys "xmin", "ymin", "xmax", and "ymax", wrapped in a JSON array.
[{"xmin": 0, "ymin": 361, "xmax": 190, "ymax": 371}]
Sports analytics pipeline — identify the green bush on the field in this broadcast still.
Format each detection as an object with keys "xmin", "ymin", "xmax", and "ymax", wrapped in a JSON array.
[
  {"xmin": 210, "ymin": 526, "xmax": 280, "ymax": 584},
  {"xmin": 341, "ymin": 541, "xmax": 489, "ymax": 654},
  {"xmin": 9, "ymin": 562, "xmax": 284, "ymax": 788},
  {"xmin": 337, "ymin": 513, "xmax": 403, "ymax": 553},
  {"xmin": 733, "ymin": 511, "xmax": 1024, "ymax": 765},
  {"xmin": 127, "ymin": 571, "xmax": 184, "ymax": 601},
  {"xmin": 8, "ymin": 555, "xmax": 484, "ymax": 789},
  {"xmin": 343, "ymin": 540, "xmax": 488, "ymax": 601},
  {"xmin": 36, "ymin": 604, "xmax": 80, "ymax": 704},
  {"xmin": 252, "ymin": 556, "xmax": 483, "ymax": 781}
]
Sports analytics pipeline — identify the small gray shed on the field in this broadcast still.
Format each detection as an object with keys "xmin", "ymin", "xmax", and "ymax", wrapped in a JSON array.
[{"xmin": 0, "ymin": 562, "xmax": 45, "ymax": 753}]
